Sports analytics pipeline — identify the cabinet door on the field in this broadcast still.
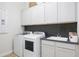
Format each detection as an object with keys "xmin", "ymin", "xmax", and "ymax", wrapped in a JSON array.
[
  {"xmin": 45, "ymin": 2, "xmax": 57, "ymax": 24},
  {"xmin": 58, "ymin": 2, "xmax": 76, "ymax": 23},
  {"xmin": 22, "ymin": 9, "xmax": 32, "ymax": 25},
  {"xmin": 56, "ymin": 47, "xmax": 75, "ymax": 57},
  {"xmin": 31, "ymin": 4, "xmax": 44, "ymax": 25},
  {"xmin": 41, "ymin": 45, "xmax": 55, "ymax": 57}
]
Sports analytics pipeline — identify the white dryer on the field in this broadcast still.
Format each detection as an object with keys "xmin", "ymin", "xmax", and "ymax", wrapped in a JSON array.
[{"xmin": 24, "ymin": 32, "xmax": 45, "ymax": 57}]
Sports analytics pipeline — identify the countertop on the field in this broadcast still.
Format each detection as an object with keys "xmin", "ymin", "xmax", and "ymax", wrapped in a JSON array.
[{"xmin": 41, "ymin": 38, "xmax": 79, "ymax": 45}]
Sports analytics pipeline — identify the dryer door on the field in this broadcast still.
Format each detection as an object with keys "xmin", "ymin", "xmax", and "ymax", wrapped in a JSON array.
[{"xmin": 25, "ymin": 40, "xmax": 34, "ymax": 52}]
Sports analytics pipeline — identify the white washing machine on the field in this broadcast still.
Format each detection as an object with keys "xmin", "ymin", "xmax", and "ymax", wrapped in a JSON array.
[
  {"xmin": 14, "ymin": 31, "xmax": 32, "ymax": 57},
  {"xmin": 24, "ymin": 32, "xmax": 45, "ymax": 57},
  {"xmin": 14, "ymin": 34, "xmax": 24, "ymax": 57}
]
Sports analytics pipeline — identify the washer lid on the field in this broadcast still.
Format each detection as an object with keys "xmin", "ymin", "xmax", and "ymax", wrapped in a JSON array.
[{"xmin": 24, "ymin": 34, "xmax": 44, "ymax": 39}]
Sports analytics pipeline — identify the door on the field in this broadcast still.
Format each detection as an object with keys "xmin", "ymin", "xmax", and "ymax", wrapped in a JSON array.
[
  {"xmin": 41, "ymin": 44, "xmax": 55, "ymax": 57},
  {"xmin": 31, "ymin": 4, "xmax": 44, "ymax": 25},
  {"xmin": 56, "ymin": 47, "xmax": 75, "ymax": 57},
  {"xmin": 45, "ymin": 2, "xmax": 57, "ymax": 24},
  {"xmin": 58, "ymin": 2, "xmax": 76, "ymax": 23},
  {"xmin": 22, "ymin": 9, "xmax": 32, "ymax": 25},
  {"xmin": 25, "ymin": 40, "xmax": 34, "ymax": 52}
]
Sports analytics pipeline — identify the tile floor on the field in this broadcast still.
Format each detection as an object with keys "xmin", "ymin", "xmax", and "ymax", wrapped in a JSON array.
[{"xmin": 4, "ymin": 52, "xmax": 17, "ymax": 57}]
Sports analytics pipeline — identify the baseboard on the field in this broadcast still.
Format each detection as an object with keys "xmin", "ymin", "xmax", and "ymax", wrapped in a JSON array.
[{"xmin": 0, "ymin": 50, "xmax": 13, "ymax": 57}]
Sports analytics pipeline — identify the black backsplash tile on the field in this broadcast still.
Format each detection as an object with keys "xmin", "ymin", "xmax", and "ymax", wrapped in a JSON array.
[{"xmin": 23, "ymin": 22, "xmax": 77, "ymax": 38}]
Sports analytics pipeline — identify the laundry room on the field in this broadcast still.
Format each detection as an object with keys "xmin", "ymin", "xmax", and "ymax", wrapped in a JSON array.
[{"xmin": 0, "ymin": 0, "xmax": 79, "ymax": 58}]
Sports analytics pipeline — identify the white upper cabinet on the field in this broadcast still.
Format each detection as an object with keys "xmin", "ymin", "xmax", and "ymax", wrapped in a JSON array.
[
  {"xmin": 31, "ymin": 4, "xmax": 44, "ymax": 25},
  {"xmin": 22, "ymin": 3, "xmax": 44, "ymax": 25},
  {"xmin": 58, "ymin": 2, "xmax": 76, "ymax": 23},
  {"xmin": 22, "ymin": 2, "xmax": 77, "ymax": 25},
  {"xmin": 44, "ymin": 2, "xmax": 57, "ymax": 24},
  {"xmin": 22, "ymin": 9, "xmax": 32, "ymax": 25}
]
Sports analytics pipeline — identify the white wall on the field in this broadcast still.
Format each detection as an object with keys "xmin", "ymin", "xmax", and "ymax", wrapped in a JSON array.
[
  {"xmin": 0, "ymin": 2, "xmax": 24, "ymax": 56},
  {"xmin": 77, "ymin": 3, "xmax": 79, "ymax": 37}
]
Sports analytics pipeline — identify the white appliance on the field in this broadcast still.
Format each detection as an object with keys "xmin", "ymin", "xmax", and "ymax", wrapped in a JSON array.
[
  {"xmin": 14, "ymin": 31, "xmax": 32, "ymax": 57},
  {"xmin": 14, "ymin": 35, "xmax": 24, "ymax": 57},
  {"xmin": 24, "ymin": 32, "xmax": 45, "ymax": 57}
]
